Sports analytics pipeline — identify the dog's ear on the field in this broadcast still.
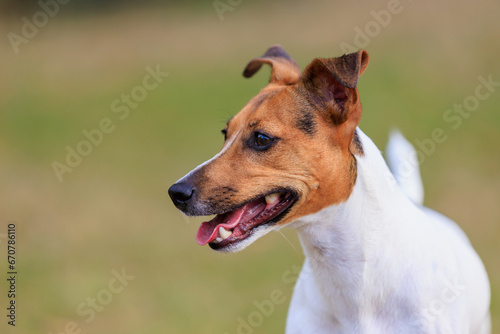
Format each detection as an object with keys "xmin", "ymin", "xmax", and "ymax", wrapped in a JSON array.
[
  {"xmin": 299, "ymin": 50, "xmax": 369, "ymax": 125},
  {"xmin": 243, "ymin": 45, "xmax": 301, "ymax": 86}
]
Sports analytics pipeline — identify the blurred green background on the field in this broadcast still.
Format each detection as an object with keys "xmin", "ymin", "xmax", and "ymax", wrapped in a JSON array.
[{"xmin": 1, "ymin": 0, "xmax": 499, "ymax": 333}]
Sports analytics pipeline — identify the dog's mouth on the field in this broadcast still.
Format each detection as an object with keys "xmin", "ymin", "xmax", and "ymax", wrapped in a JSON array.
[{"xmin": 196, "ymin": 191, "xmax": 296, "ymax": 249}]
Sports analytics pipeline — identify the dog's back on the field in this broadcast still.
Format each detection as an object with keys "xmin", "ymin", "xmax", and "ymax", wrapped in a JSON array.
[{"xmin": 386, "ymin": 131, "xmax": 491, "ymax": 333}]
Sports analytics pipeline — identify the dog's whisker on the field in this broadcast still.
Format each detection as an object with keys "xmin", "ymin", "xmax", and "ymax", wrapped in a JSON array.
[{"xmin": 278, "ymin": 230, "xmax": 300, "ymax": 255}]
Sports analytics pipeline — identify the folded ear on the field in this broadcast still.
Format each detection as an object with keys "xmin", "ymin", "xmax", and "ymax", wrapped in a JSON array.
[
  {"xmin": 243, "ymin": 45, "xmax": 301, "ymax": 85},
  {"xmin": 299, "ymin": 50, "xmax": 369, "ymax": 124}
]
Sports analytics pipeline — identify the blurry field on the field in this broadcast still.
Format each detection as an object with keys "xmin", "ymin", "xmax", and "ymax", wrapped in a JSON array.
[{"xmin": 0, "ymin": 0, "xmax": 499, "ymax": 333}]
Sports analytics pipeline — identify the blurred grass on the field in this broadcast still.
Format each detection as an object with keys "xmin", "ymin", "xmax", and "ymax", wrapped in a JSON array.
[{"xmin": 0, "ymin": 0, "xmax": 499, "ymax": 333}]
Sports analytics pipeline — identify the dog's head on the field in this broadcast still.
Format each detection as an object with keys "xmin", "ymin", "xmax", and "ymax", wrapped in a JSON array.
[{"xmin": 169, "ymin": 45, "xmax": 368, "ymax": 252}]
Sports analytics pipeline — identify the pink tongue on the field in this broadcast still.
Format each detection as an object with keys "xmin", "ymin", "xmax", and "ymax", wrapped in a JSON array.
[{"xmin": 196, "ymin": 200, "xmax": 266, "ymax": 245}]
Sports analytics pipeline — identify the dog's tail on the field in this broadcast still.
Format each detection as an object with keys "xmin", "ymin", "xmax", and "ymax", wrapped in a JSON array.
[{"xmin": 385, "ymin": 130, "xmax": 424, "ymax": 205}]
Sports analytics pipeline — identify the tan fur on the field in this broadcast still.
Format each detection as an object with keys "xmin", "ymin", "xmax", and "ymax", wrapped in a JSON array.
[
  {"xmin": 194, "ymin": 89, "xmax": 361, "ymax": 225},
  {"xmin": 188, "ymin": 46, "xmax": 369, "ymax": 226}
]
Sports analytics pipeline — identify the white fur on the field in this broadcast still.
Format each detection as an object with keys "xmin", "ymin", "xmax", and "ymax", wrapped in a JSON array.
[{"xmin": 285, "ymin": 129, "xmax": 491, "ymax": 334}]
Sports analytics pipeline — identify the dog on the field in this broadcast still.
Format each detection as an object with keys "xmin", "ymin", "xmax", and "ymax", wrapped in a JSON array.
[{"xmin": 168, "ymin": 45, "xmax": 491, "ymax": 333}]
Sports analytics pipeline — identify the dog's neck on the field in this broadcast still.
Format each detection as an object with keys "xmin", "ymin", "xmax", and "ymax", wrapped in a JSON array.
[{"xmin": 292, "ymin": 129, "xmax": 417, "ymax": 324}]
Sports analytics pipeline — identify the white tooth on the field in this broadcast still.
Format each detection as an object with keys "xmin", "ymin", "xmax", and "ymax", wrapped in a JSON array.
[
  {"xmin": 265, "ymin": 193, "xmax": 279, "ymax": 204},
  {"xmin": 219, "ymin": 227, "xmax": 232, "ymax": 240},
  {"xmin": 214, "ymin": 237, "xmax": 222, "ymax": 243}
]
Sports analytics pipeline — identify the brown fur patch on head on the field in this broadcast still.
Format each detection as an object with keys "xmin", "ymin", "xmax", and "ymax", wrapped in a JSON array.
[{"xmin": 186, "ymin": 49, "xmax": 369, "ymax": 227}]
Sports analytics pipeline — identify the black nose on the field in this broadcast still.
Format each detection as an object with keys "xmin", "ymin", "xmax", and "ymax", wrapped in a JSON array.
[{"xmin": 168, "ymin": 182, "xmax": 195, "ymax": 210}]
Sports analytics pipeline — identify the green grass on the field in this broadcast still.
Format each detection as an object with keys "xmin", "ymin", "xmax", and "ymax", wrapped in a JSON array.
[{"xmin": 1, "ymin": 1, "xmax": 499, "ymax": 333}]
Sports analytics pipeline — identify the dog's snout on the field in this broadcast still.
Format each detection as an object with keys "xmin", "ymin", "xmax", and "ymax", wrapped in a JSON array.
[{"xmin": 168, "ymin": 182, "xmax": 195, "ymax": 210}]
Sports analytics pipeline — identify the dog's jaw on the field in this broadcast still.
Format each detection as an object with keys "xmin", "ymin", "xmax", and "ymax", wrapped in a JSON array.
[
  {"xmin": 201, "ymin": 191, "xmax": 298, "ymax": 252},
  {"xmin": 211, "ymin": 223, "xmax": 279, "ymax": 253}
]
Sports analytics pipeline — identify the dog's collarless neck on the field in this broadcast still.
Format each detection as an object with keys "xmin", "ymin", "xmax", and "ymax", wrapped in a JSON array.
[{"xmin": 293, "ymin": 128, "xmax": 417, "ymax": 321}]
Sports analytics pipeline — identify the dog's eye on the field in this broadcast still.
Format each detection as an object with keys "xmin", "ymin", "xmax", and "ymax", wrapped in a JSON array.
[{"xmin": 254, "ymin": 132, "xmax": 273, "ymax": 148}]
